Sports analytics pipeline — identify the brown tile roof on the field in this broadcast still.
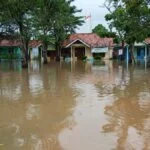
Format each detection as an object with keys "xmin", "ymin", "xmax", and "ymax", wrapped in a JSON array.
[
  {"xmin": 145, "ymin": 38, "xmax": 150, "ymax": 44},
  {"xmin": 63, "ymin": 33, "xmax": 114, "ymax": 48},
  {"xmin": 28, "ymin": 40, "xmax": 42, "ymax": 48},
  {"xmin": 0, "ymin": 39, "xmax": 42, "ymax": 48},
  {"xmin": 0, "ymin": 39, "xmax": 22, "ymax": 47}
]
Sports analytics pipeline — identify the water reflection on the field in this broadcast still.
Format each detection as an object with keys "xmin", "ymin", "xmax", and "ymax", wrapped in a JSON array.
[
  {"xmin": 0, "ymin": 60, "xmax": 22, "ymax": 72},
  {"xmin": 100, "ymin": 66, "xmax": 150, "ymax": 150},
  {"xmin": 0, "ymin": 61, "xmax": 76, "ymax": 150},
  {"xmin": 59, "ymin": 61, "xmax": 150, "ymax": 150},
  {"xmin": 0, "ymin": 60, "xmax": 150, "ymax": 150}
]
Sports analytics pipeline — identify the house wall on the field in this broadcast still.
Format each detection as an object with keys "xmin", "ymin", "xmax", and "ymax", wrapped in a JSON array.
[
  {"xmin": 72, "ymin": 47, "xmax": 76, "ymax": 60},
  {"xmin": 104, "ymin": 47, "xmax": 113, "ymax": 59},
  {"xmin": 92, "ymin": 47, "xmax": 113, "ymax": 60},
  {"xmin": 133, "ymin": 47, "xmax": 138, "ymax": 59},
  {"xmin": 63, "ymin": 45, "xmax": 113, "ymax": 60},
  {"xmin": 85, "ymin": 47, "xmax": 92, "ymax": 59},
  {"xmin": 123, "ymin": 44, "xmax": 150, "ymax": 62},
  {"xmin": 30, "ymin": 47, "xmax": 39, "ymax": 59},
  {"xmin": 133, "ymin": 45, "xmax": 150, "ymax": 61},
  {"xmin": 71, "ymin": 46, "xmax": 92, "ymax": 60},
  {"xmin": 72, "ymin": 46, "xmax": 113, "ymax": 60},
  {"xmin": 0, "ymin": 47, "xmax": 22, "ymax": 59},
  {"xmin": 148, "ymin": 46, "xmax": 150, "ymax": 57}
]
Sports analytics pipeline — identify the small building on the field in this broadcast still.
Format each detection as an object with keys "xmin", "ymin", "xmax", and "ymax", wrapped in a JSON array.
[
  {"xmin": 62, "ymin": 33, "xmax": 114, "ymax": 60},
  {"xmin": 133, "ymin": 40, "xmax": 150, "ymax": 61},
  {"xmin": 29, "ymin": 40, "xmax": 43, "ymax": 60},
  {"xmin": 113, "ymin": 38, "xmax": 150, "ymax": 63},
  {"xmin": 47, "ymin": 44, "xmax": 56, "ymax": 60},
  {"xmin": 0, "ymin": 39, "xmax": 22, "ymax": 60},
  {"xmin": 125, "ymin": 38, "xmax": 150, "ymax": 62}
]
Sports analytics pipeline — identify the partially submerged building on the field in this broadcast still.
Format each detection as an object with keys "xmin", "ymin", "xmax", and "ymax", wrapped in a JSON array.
[
  {"xmin": 29, "ymin": 40, "xmax": 43, "ymax": 60},
  {"xmin": 0, "ymin": 39, "xmax": 43, "ymax": 60},
  {"xmin": 115, "ymin": 38, "xmax": 150, "ymax": 63},
  {"xmin": 0, "ymin": 39, "xmax": 22, "ymax": 59},
  {"xmin": 135, "ymin": 38, "xmax": 150, "ymax": 61},
  {"xmin": 62, "ymin": 33, "xmax": 114, "ymax": 60}
]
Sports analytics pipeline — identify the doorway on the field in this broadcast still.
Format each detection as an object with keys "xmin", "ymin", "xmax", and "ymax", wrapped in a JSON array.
[{"xmin": 75, "ymin": 47, "xmax": 85, "ymax": 60}]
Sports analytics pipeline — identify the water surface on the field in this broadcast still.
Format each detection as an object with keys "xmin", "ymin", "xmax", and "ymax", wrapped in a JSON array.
[{"xmin": 0, "ymin": 60, "xmax": 150, "ymax": 150}]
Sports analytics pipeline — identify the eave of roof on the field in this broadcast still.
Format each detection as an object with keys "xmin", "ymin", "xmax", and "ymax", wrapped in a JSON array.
[
  {"xmin": 63, "ymin": 33, "xmax": 114, "ymax": 48},
  {"xmin": 65, "ymin": 39, "xmax": 90, "ymax": 48}
]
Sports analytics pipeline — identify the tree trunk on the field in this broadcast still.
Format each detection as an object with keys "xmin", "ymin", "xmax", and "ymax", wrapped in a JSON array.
[
  {"xmin": 130, "ymin": 44, "xmax": 136, "ymax": 64},
  {"xmin": 22, "ymin": 42, "xmax": 29, "ymax": 68},
  {"xmin": 55, "ymin": 43, "xmax": 60, "ymax": 61},
  {"xmin": 43, "ymin": 43, "xmax": 48, "ymax": 64},
  {"xmin": 18, "ymin": 22, "xmax": 29, "ymax": 68},
  {"xmin": 121, "ymin": 40, "xmax": 125, "ymax": 61}
]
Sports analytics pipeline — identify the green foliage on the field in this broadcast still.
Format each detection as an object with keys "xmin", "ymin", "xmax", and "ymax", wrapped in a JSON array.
[
  {"xmin": 32, "ymin": 0, "xmax": 84, "ymax": 62},
  {"xmin": 82, "ymin": 56, "xmax": 87, "ymax": 60},
  {"xmin": 105, "ymin": 0, "xmax": 150, "ymax": 44},
  {"xmin": 92, "ymin": 24, "xmax": 116, "ymax": 38},
  {"xmin": 51, "ymin": 0, "xmax": 84, "ymax": 58},
  {"xmin": 0, "ymin": 0, "xmax": 84, "ymax": 64},
  {"xmin": 94, "ymin": 56, "xmax": 102, "ymax": 60}
]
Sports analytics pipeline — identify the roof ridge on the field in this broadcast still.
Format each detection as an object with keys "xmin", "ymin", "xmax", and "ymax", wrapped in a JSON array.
[{"xmin": 71, "ymin": 33, "xmax": 96, "ymax": 35}]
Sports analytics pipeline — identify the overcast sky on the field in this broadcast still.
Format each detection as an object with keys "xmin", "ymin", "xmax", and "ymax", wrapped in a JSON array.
[{"xmin": 73, "ymin": 0, "xmax": 109, "ymax": 33}]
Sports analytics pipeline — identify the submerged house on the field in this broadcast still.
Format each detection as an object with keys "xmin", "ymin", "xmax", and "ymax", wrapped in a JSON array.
[
  {"xmin": 113, "ymin": 38, "xmax": 150, "ymax": 63},
  {"xmin": 47, "ymin": 44, "xmax": 56, "ymax": 60},
  {"xmin": 0, "ymin": 39, "xmax": 43, "ymax": 60},
  {"xmin": 124, "ymin": 38, "xmax": 150, "ymax": 62},
  {"xmin": 133, "ymin": 38, "xmax": 150, "ymax": 61},
  {"xmin": 0, "ymin": 39, "xmax": 22, "ymax": 59},
  {"xmin": 29, "ymin": 40, "xmax": 43, "ymax": 60},
  {"xmin": 62, "ymin": 33, "xmax": 114, "ymax": 60},
  {"xmin": 29, "ymin": 40, "xmax": 57, "ymax": 60}
]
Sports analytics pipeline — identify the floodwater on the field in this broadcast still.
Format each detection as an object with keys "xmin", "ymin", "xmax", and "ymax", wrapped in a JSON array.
[{"xmin": 0, "ymin": 60, "xmax": 150, "ymax": 150}]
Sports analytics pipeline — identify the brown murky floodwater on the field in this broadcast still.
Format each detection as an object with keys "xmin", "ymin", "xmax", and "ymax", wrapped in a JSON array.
[{"xmin": 0, "ymin": 60, "xmax": 150, "ymax": 150}]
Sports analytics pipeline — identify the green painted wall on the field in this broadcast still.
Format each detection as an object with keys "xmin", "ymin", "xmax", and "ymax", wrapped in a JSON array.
[{"xmin": 0, "ymin": 47, "xmax": 22, "ymax": 59}]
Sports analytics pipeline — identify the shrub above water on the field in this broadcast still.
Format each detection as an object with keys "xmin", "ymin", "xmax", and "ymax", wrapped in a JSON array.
[
  {"xmin": 94, "ymin": 56, "xmax": 101, "ymax": 60},
  {"xmin": 82, "ymin": 56, "xmax": 87, "ymax": 60}
]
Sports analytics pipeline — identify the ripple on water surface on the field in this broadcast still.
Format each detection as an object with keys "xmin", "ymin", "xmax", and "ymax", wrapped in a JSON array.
[{"xmin": 0, "ymin": 61, "xmax": 150, "ymax": 150}]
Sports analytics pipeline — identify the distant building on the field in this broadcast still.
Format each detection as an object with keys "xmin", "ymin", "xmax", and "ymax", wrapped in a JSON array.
[
  {"xmin": 29, "ymin": 40, "xmax": 43, "ymax": 60},
  {"xmin": 47, "ymin": 44, "xmax": 56, "ymax": 60},
  {"xmin": 114, "ymin": 38, "xmax": 150, "ymax": 63},
  {"xmin": 62, "ymin": 33, "xmax": 114, "ymax": 60},
  {"xmin": 135, "ymin": 38, "xmax": 150, "ymax": 61},
  {"xmin": 0, "ymin": 39, "xmax": 44, "ymax": 60},
  {"xmin": 0, "ymin": 39, "xmax": 22, "ymax": 60}
]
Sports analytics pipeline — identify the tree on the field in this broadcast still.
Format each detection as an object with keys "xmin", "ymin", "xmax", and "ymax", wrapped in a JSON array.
[
  {"xmin": 0, "ymin": 0, "xmax": 84, "ymax": 65},
  {"xmin": 0, "ymin": 0, "xmax": 37, "ymax": 67},
  {"xmin": 92, "ymin": 24, "xmax": 116, "ymax": 38},
  {"xmin": 34, "ymin": 0, "xmax": 84, "ymax": 63},
  {"xmin": 105, "ymin": 0, "xmax": 150, "ymax": 62},
  {"xmin": 52, "ymin": 0, "xmax": 84, "ymax": 61},
  {"xmin": 33, "ymin": 0, "xmax": 59, "ymax": 64}
]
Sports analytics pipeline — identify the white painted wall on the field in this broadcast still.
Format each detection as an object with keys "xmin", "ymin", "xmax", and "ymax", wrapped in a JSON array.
[
  {"xmin": 85, "ymin": 47, "xmax": 92, "ymax": 59},
  {"xmin": 104, "ymin": 48, "xmax": 113, "ymax": 59},
  {"xmin": 71, "ymin": 45, "xmax": 113, "ymax": 60},
  {"xmin": 30, "ymin": 47, "xmax": 39, "ymax": 59}
]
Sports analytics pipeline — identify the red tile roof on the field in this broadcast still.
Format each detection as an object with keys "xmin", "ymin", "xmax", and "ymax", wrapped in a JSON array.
[
  {"xmin": 28, "ymin": 40, "xmax": 42, "ymax": 48},
  {"xmin": 145, "ymin": 38, "xmax": 150, "ymax": 44},
  {"xmin": 0, "ymin": 39, "xmax": 42, "ymax": 48},
  {"xmin": 63, "ymin": 33, "xmax": 114, "ymax": 48},
  {"xmin": 0, "ymin": 40, "xmax": 22, "ymax": 47}
]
